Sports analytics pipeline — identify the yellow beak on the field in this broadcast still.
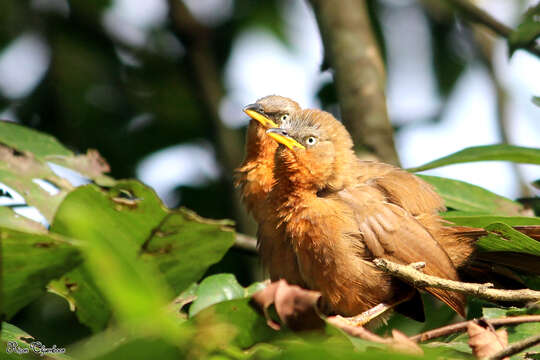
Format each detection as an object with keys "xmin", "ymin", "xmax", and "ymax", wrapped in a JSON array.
[
  {"xmin": 243, "ymin": 103, "xmax": 279, "ymax": 128},
  {"xmin": 266, "ymin": 128, "xmax": 306, "ymax": 150}
]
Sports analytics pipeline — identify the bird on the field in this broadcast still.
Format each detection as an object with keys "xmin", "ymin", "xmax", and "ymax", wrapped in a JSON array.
[
  {"xmin": 259, "ymin": 109, "xmax": 468, "ymax": 322},
  {"xmin": 239, "ymin": 96, "xmax": 540, "ymax": 323},
  {"xmin": 234, "ymin": 95, "xmax": 301, "ymax": 224},
  {"xmin": 239, "ymin": 96, "xmax": 476, "ymax": 270}
]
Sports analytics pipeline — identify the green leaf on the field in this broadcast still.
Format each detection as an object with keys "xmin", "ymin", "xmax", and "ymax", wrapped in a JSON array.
[
  {"xmin": 47, "ymin": 267, "xmax": 110, "ymax": 333},
  {"xmin": 189, "ymin": 274, "xmax": 265, "ymax": 317},
  {"xmin": 190, "ymin": 298, "xmax": 280, "ymax": 349},
  {"xmin": 77, "ymin": 337, "xmax": 182, "ymax": 360},
  {"xmin": 443, "ymin": 213, "xmax": 540, "ymax": 227},
  {"xmin": 0, "ymin": 133, "xmax": 113, "ymax": 223},
  {"xmin": 1, "ymin": 322, "xmax": 72, "ymax": 359},
  {"xmin": 2, "ymin": 228, "xmax": 81, "ymax": 318},
  {"xmin": 140, "ymin": 208, "xmax": 236, "ymax": 295},
  {"xmin": 533, "ymin": 96, "xmax": 540, "ymax": 107},
  {"xmin": 408, "ymin": 145, "xmax": 540, "ymax": 172},
  {"xmin": 420, "ymin": 175, "xmax": 523, "ymax": 215},
  {"xmin": 507, "ymin": 322, "xmax": 540, "ymax": 356},
  {"xmin": 508, "ymin": 4, "xmax": 540, "ymax": 55},
  {"xmin": 50, "ymin": 181, "xmax": 234, "ymax": 332},
  {"xmin": 0, "ymin": 159, "xmax": 68, "ymax": 222},
  {"xmin": 482, "ymin": 307, "xmax": 508, "ymax": 319},
  {"xmin": 476, "ymin": 222, "xmax": 540, "ymax": 256},
  {"xmin": 0, "ymin": 121, "xmax": 71, "ymax": 158},
  {"xmin": 69, "ymin": 326, "xmax": 188, "ymax": 360},
  {"xmin": 50, "ymin": 181, "xmax": 176, "ymax": 330},
  {"xmin": 0, "ymin": 207, "xmax": 47, "ymax": 233}
]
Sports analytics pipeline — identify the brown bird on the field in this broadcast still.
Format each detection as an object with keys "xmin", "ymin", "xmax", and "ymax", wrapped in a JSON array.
[
  {"xmin": 234, "ymin": 96, "xmax": 301, "ymax": 224},
  {"xmin": 259, "ymin": 109, "xmax": 468, "ymax": 322},
  {"xmin": 239, "ymin": 96, "xmax": 539, "ymax": 323},
  {"xmin": 239, "ymin": 96, "xmax": 476, "ymax": 270}
]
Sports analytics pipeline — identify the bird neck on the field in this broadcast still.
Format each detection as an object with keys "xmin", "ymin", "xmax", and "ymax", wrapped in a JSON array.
[
  {"xmin": 274, "ymin": 158, "xmax": 320, "ymax": 198},
  {"xmin": 273, "ymin": 174, "xmax": 317, "ymax": 221},
  {"xmin": 244, "ymin": 120, "xmax": 276, "ymax": 162}
]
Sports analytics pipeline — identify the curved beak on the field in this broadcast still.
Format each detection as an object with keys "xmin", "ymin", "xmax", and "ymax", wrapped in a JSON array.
[
  {"xmin": 266, "ymin": 128, "xmax": 306, "ymax": 150},
  {"xmin": 243, "ymin": 103, "xmax": 279, "ymax": 128}
]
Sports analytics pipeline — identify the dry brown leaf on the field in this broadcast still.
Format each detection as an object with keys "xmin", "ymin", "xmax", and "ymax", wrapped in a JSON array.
[
  {"xmin": 468, "ymin": 321, "xmax": 508, "ymax": 359},
  {"xmin": 389, "ymin": 329, "xmax": 423, "ymax": 355},
  {"xmin": 326, "ymin": 318, "xmax": 422, "ymax": 354},
  {"xmin": 250, "ymin": 279, "xmax": 324, "ymax": 331}
]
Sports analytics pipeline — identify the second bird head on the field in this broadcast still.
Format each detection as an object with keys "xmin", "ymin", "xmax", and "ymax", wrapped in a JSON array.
[{"xmin": 243, "ymin": 95, "xmax": 301, "ymax": 129}]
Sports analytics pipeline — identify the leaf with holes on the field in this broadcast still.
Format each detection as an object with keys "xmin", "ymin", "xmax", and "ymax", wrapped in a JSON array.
[
  {"xmin": 0, "ymin": 122, "xmax": 113, "ymax": 225},
  {"xmin": 49, "ymin": 180, "xmax": 235, "ymax": 331}
]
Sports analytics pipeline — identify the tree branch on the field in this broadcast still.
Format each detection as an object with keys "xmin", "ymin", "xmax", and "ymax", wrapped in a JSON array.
[
  {"xmin": 411, "ymin": 315, "xmax": 540, "ymax": 342},
  {"xmin": 488, "ymin": 333, "xmax": 540, "ymax": 360},
  {"xmin": 447, "ymin": 0, "xmax": 540, "ymax": 58},
  {"xmin": 166, "ymin": 0, "xmax": 256, "ymax": 234},
  {"xmin": 308, "ymin": 0, "xmax": 399, "ymax": 165},
  {"xmin": 373, "ymin": 258, "xmax": 540, "ymax": 302}
]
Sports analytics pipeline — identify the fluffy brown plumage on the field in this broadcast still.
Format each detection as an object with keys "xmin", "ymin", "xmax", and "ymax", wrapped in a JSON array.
[
  {"xmin": 234, "ymin": 95, "xmax": 301, "ymax": 223},
  {"xmin": 260, "ymin": 109, "xmax": 468, "ymax": 319}
]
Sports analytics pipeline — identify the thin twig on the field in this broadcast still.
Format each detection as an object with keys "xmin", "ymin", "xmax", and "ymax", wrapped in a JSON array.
[
  {"xmin": 448, "ymin": 0, "xmax": 512, "ymax": 37},
  {"xmin": 166, "ymin": 0, "xmax": 256, "ymax": 234},
  {"xmin": 411, "ymin": 315, "xmax": 540, "ymax": 342},
  {"xmin": 488, "ymin": 333, "xmax": 540, "ymax": 360},
  {"xmin": 447, "ymin": 0, "xmax": 540, "ymax": 57},
  {"xmin": 373, "ymin": 258, "xmax": 540, "ymax": 302},
  {"xmin": 234, "ymin": 233, "xmax": 258, "ymax": 253}
]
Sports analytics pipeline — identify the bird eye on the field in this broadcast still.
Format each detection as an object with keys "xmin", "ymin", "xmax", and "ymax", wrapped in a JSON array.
[
  {"xmin": 306, "ymin": 136, "xmax": 317, "ymax": 146},
  {"xmin": 280, "ymin": 114, "xmax": 289, "ymax": 122}
]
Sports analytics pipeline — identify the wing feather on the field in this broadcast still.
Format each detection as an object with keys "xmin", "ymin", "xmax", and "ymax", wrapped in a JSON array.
[{"xmin": 339, "ymin": 186, "xmax": 466, "ymax": 317}]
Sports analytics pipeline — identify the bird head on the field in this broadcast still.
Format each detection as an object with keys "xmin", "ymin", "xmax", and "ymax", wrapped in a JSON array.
[
  {"xmin": 243, "ymin": 95, "xmax": 301, "ymax": 129},
  {"xmin": 266, "ymin": 109, "xmax": 356, "ymax": 191}
]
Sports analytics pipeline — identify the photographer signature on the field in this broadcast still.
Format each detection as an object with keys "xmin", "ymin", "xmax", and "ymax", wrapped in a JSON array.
[{"xmin": 6, "ymin": 341, "xmax": 66, "ymax": 356}]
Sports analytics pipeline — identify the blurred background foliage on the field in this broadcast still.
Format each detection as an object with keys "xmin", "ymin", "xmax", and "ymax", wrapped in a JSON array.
[{"xmin": 0, "ymin": 0, "xmax": 539, "ymax": 357}]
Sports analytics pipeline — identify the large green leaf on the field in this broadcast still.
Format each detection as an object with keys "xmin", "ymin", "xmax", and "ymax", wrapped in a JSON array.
[
  {"xmin": 50, "ymin": 181, "xmax": 177, "ymax": 330},
  {"xmin": 49, "ymin": 180, "xmax": 235, "ymax": 332},
  {"xmin": 140, "ymin": 208, "xmax": 236, "ymax": 295},
  {"xmin": 1, "ymin": 322, "xmax": 72, "ymax": 360},
  {"xmin": 2, "ymin": 228, "xmax": 81, "ymax": 318},
  {"xmin": 476, "ymin": 222, "xmax": 540, "ymax": 256},
  {"xmin": 408, "ymin": 145, "xmax": 540, "ymax": 172},
  {"xmin": 508, "ymin": 3, "xmax": 540, "ymax": 55},
  {"xmin": 419, "ymin": 175, "xmax": 523, "ymax": 215}
]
